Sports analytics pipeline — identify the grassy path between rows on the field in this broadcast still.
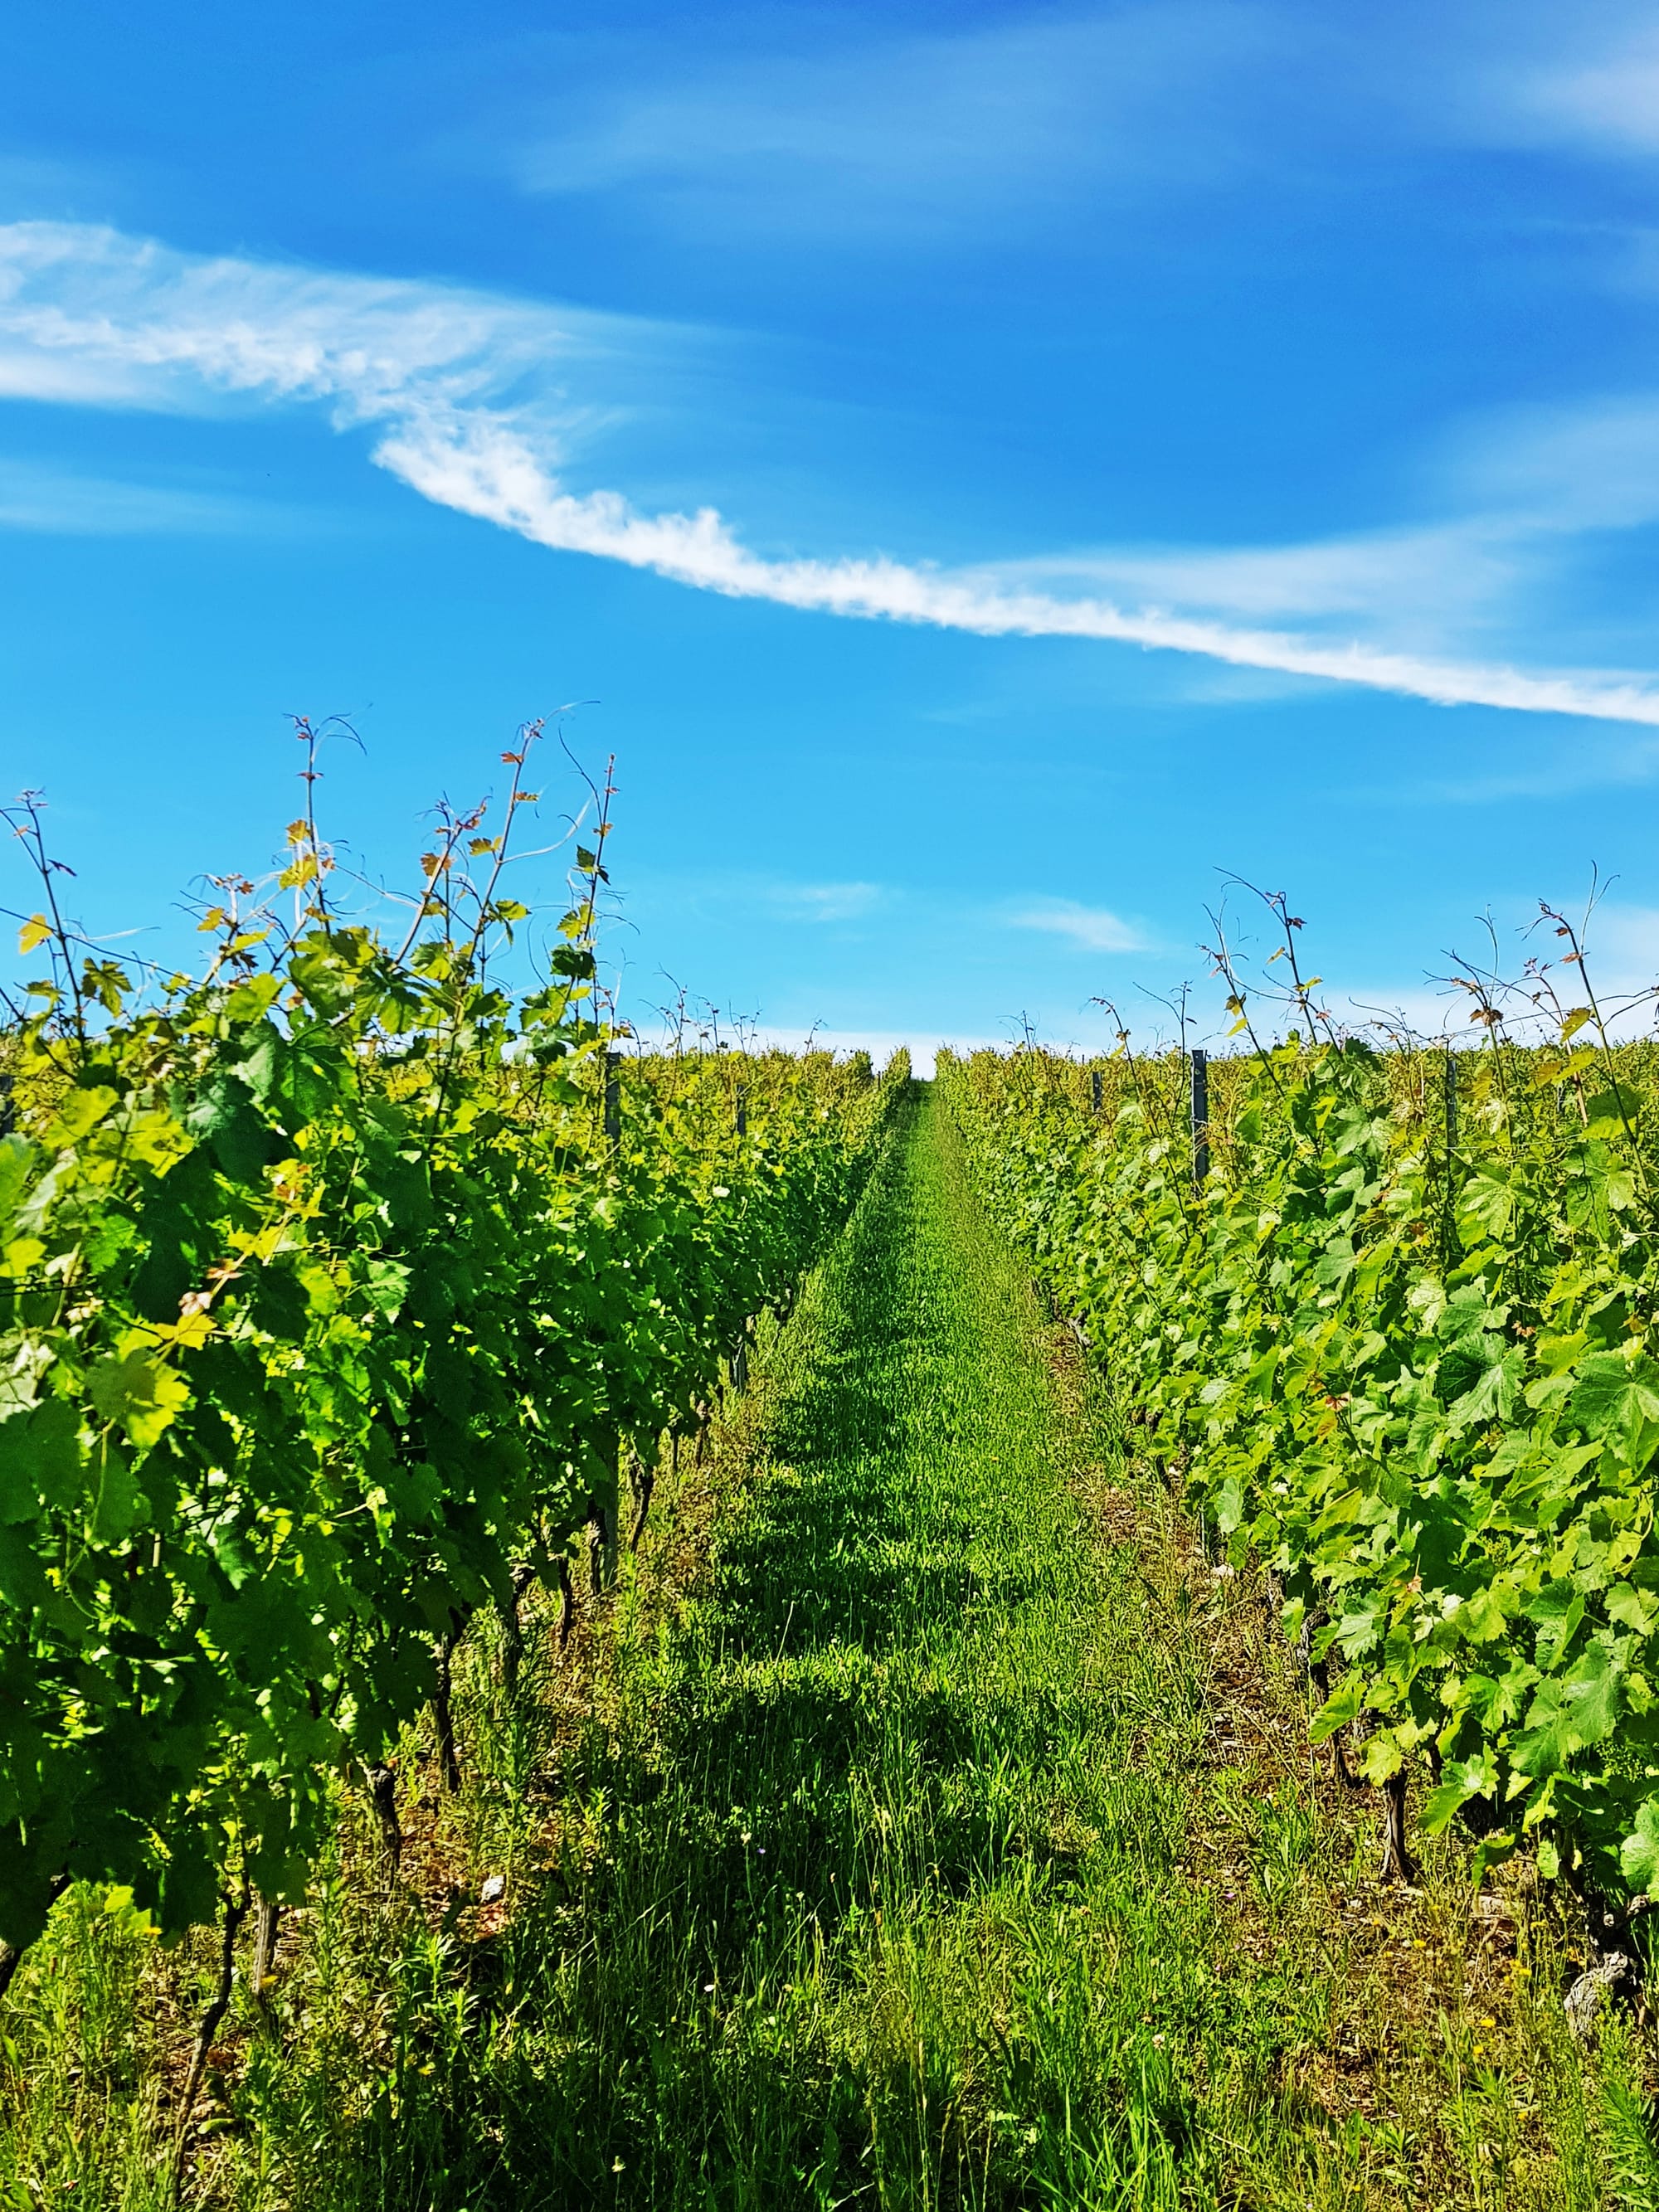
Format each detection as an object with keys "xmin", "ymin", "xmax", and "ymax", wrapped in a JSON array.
[
  {"xmin": 335, "ymin": 1081, "xmax": 1615, "ymax": 2208},
  {"xmin": 478, "ymin": 1066, "xmax": 1248, "ymax": 2194},
  {"xmin": 527, "ymin": 1075, "xmax": 1236, "ymax": 2207},
  {"xmin": 3, "ymin": 1082, "xmax": 1643, "ymax": 2207}
]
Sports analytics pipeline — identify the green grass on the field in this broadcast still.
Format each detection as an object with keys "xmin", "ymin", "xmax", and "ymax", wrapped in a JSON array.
[{"xmin": 2, "ymin": 1081, "xmax": 1655, "ymax": 2207}]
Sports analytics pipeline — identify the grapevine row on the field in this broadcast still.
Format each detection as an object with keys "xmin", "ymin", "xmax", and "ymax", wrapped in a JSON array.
[
  {"xmin": 0, "ymin": 743, "xmax": 905, "ymax": 1970},
  {"xmin": 940, "ymin": 1006, "xmax": 1659, "ymax": 1913}
]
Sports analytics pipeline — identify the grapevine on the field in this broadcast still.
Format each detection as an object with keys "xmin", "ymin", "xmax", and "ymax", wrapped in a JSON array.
[
  {"xmin": 0, "ymin": 730, "xmax": 904, "ymax": 1969},
  {"xmin": 941, "ymin": 922, "xmax": 1659, "ymax": 1911}
]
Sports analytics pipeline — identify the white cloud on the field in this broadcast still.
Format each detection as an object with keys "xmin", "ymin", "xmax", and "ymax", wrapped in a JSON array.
[
  {"xmin": 740, "ymin": 1023, "xmax": 987, "ymax": 1066},
  {"xmin": 378, "ymin": 413, "xmax": 1659, "ymax": 722},
  {"xmin": 626, "ymin": 1010, "xmax": 981, "ymax": 1067},
  {"xmin": 1529, "ymin": 56, "xmax": 1659, "ymax": 155},
  {"xmin": 1445, "ymin": 393, "xmax": 1659, "ymax": 532},
  {"xmin": 504, "ymin": 5, "xmax": 1659, "ymax": 246},
  {"xmin": 1004, "ymin": 520, "xmax": 1523, "ymax": 645},
  {"xmin": 641, "ymin": 872, "xmax": 884, "ymax": 926},
  {"xmin": 1030, "ymin": 393, "xmax": 1659, "ymax": 660},
  {"xmin": 1269, "ymin": 898, "xmax": 1659, "ymax": 1045},
  {"xmin": 513, "ymin": 9, "xmax": 1277, "ymax": 244},
  {"xmin": 1493, "ymin": 18, "xmax": 1659, "ymax": 158},
  {"xmin": 1403, "ymin": 4, "xmax": 1659, "ymax": 177},
  {"xmin": 1561, "ymin": 900, "xmax": 1659, "ymax": 1008},
  {"xmin": 1330, "ymin": 975, "xmax": 1659, "ymax": 1044},
  {"xmin": 1007, "ymin": 899, "xmax": 1151, "ymax": 954},
  {"xmin": 762, "ymin": 881, "xmax": 883, "ymax": 924},
  {"xmin": 7, "ymin": 220, "xmax": 1659, "ymax": 726},
  {"xmin": 0, "ymin": 218, "xmax": 676, "ymax": 425}
]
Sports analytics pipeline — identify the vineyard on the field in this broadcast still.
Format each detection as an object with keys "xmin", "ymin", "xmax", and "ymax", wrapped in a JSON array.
[
  {"xmin": 4, "ymin": 758, "xmax": 1659, "ymax": 2207},
  {"xmin": 939, "ymin": 968, "xmax": 1659, "ymax": 1923}
]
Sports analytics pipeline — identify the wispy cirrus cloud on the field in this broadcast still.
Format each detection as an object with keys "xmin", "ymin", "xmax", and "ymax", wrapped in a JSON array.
[
  {"xmin": 499, "ymin": 3, "xmax": 1659, "ymax": 260},
  {"xmin": 1466, "ymin": 6, "xmax": 1659, "ymax": 160},
  {"xmin": 511, "ymin": 8, "xmax": 1278, "ymax": 245},
  {"xmin": 1446, "ymin": 391, "xmax": 1659, "ymax": 531},
  {"xmin": 1007, "ymin": 898, "xmax": 1151, "ymax": 954},
  {"xmin": 0, "ymin": 218, "xmax": 670, "ymax": 420},
  {"xmin": 7, "ymin": 220, "xmax": 1659, "ymax": 725},
  {"xmin": 1001, "ymin": 523, "xmax": 1520, "ymax": 648},
  {"xmin": 763, "ymin": 881, "xmax": 883, "ymax": 924}
]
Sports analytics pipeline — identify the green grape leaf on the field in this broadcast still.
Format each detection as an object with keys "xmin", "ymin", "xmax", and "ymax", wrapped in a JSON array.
[
  {"xmin": 43, "ymin": 1084, "xmax": 119, "ymax": 1148},
  {"xmin": 87, "ymin": 1349, "xmax": 189, "ymax": 1449},
  {"xmin": 1584, "ymin": 1087, "xmax": 1641, "ymax": 1140},
  {"xmin": 231, "ymin": 1023, "xmax": 285, "ymax": 1105},
  {"xmin": 1422, "ymin": 1753, "xmax": 1498, "ymax": 1835},
  {"xmin": 183, "ymin": 1072, "xmax": 280, "ymax": 1183},
  {"xmin": 1522, "ymin": 1578, "xmax": 1584, "ymax": 1664},
  {"xmin": 1568, "ymin": 1353, "xmax": 1659, "ymax": 1468},
  {"xmin": 1607, "ymin": 1584, "xmax": 1659, "ymax": 1636},
  {"xmin": 1512, "ymin": 1645, "xmax": 1621, "ymax": 1778},
  {"xmin": 1457, "ymin": 1165, "xmax": 1514, "ymax": 1244},
  {"xmin": 1214, "ymin": 1471, "xmax": 1247, "ymax": 1536},
  {"xmin": 0, "ymin": 1396, "xmax": 84, "ymax": 1523},
  {"xmin": 1310, "ymin": 1672, "xmax": 1365, "ymax": 1742},
  {"xmin": 1622, "ymin": 1796, "xmax": 1659, "ymax": 1894},
  {"xmin": 87, "ymin": 1442, "xmax": 145, "ymax": 1543},
  {"xmin": 0, "ymin": 1135, "xmax": 36, "ymax": 1220}
]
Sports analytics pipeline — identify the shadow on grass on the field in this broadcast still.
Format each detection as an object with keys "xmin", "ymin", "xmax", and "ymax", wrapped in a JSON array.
[{"xmin": 243, "ymin": 1090, "xmax": 1205, "ymax": 2210}]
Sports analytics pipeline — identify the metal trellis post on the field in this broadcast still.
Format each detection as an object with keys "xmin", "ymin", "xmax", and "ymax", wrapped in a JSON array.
[{"xmin": 1190, "ymin": 1048, "xmax": 1209, "ymax": 1189}]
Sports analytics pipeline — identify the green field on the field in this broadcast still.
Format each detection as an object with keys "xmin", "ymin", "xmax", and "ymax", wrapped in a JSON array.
[{"xmin": 5, "ymin": 1083, "xmax": 1655, "ymax": 2207}]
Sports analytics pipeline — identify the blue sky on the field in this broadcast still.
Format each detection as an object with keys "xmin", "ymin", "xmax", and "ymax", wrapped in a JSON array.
[{"xmin": 7, "ymin": 1, "xmax": 1659, "ymax": 1053}]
